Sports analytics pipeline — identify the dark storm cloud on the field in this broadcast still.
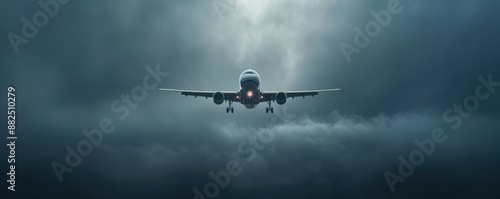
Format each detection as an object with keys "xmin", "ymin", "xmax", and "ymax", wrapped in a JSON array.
[{"xmin": 1, "ymin": 0, "xmax": 500, "ymax": 198}]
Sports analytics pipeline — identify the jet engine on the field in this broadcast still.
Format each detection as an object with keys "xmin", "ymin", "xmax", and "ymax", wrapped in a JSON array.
[
  {"xmin": 276, "ymin": 92, "xmax": 287, "ymax": 105},
  {"xmin": 213, "ymin": 92, "xmax": 224, "ymax": 105}
]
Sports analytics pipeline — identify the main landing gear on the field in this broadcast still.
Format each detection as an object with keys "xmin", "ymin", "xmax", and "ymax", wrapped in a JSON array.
[
  {"xmin": 226, "ymin": 101, "xmax": 234, "ymax": 113},
  {"xmin": 266, "ymin": 101, "xmax": 274, "ymax": 113}
]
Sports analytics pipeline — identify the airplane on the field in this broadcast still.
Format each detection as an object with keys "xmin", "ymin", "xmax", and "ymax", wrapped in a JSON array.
[{"xmin": 157, "ymin": 69, "xmax": 342, "ymax": 113}]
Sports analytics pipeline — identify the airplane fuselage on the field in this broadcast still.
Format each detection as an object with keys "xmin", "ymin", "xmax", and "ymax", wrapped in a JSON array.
[{"xmin": 238, "ymin": 69, "xmax": 261, "ymax": 109}]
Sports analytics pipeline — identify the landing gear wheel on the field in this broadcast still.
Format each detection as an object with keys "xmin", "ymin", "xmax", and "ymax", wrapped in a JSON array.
[
  {"xmin": 266, "ymin": 101, "xmax": 274, "ymax": 114},
  {"xmin": 226, "ymin": 101, "xmax": 234, "ymax": 113}
]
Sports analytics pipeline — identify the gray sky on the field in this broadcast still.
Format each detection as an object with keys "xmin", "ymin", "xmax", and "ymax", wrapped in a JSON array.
[{"xmin": 1, "ymin": 0, "xmax": 500, "ymax": 198}]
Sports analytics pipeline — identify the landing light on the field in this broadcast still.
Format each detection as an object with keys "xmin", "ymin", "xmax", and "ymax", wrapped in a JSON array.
[{"xmin": 247, "ymin": 91, "xmax": 253, "ymax": 97}]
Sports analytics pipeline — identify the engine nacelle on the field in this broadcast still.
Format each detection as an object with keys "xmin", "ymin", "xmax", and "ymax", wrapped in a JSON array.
[
  {"xmin": 213, "ymin": 92, "xmax": 224, "ymax": 105},
  {"xmin": 276, "ymin": 92, "xmax": 287, "ymax": 105}
]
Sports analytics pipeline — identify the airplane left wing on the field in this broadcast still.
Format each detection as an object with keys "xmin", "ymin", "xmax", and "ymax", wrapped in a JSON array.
[
  {"xmin": 260, "ymin": 88, "xmax": 343, "ymax": 102},
  {"xmin": 157, "ymin": 88, "xmax": 240, "ymax": 102}
]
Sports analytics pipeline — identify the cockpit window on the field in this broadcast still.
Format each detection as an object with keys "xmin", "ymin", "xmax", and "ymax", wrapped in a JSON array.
[{"xmin": 245, "ymin": 71, "xmax": 254, "ymax": 74}]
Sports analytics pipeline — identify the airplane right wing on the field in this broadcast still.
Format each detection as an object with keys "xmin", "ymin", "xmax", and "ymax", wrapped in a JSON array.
[{"xmin": 156, "ymin": 88, "xmax": 240, "ymax": 102}]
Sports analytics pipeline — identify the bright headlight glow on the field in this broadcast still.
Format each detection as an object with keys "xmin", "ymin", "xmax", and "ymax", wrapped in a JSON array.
[{"xmin": 247, "ymin": 91, "xmax": 253, "ymax": 97}]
